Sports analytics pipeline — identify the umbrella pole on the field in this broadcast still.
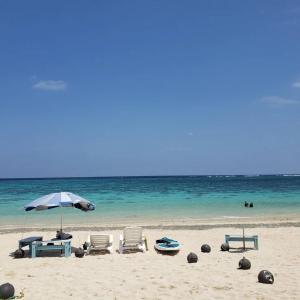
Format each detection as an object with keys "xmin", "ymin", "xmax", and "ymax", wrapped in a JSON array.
[
  {"xmin": 60, "ymin": 213, "xmax": 63, "ymax": 232},
  {"xmin": 242, "ymin": 227, "xmax": 245, "ymax": 251},
  {"xmin": 60, "ymin": 212, "xmax": 63, "ymax": 255}
]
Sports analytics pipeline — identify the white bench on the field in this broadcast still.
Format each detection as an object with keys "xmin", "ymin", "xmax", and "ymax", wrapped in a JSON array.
[{"xmin": 225, "ymin": 234, "xmax": 258, "ymax": 250}]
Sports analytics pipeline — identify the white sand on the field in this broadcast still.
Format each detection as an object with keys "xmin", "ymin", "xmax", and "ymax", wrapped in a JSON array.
[{"xmin": 0, "ymin": 226, "xmax": 299, "ymax": 299}]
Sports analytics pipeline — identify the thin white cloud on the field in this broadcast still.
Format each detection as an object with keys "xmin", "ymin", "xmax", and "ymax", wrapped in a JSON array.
[
  {"xmin": 187, "ymin": 132, "xmax": 193, "ymax": 136},
  {"xmin": 30, "ymin": 75, "xmax": 37, "ymax": 82},
  {"xmin": 292, "ymin": 80, "xmax": 300, "ymax": 88},
  {"xmin": 32, "ymin": 80, "xmax": 67, "ymax": 91},
  {"xmin": 261, "ymin": 96, "xmax": 299, "ymax": 107}
]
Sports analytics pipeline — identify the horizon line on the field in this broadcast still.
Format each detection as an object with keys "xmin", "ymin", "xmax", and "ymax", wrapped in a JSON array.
[{"xmin": 0, "ymin": 173, "xmax": 299, "ymax": 181}]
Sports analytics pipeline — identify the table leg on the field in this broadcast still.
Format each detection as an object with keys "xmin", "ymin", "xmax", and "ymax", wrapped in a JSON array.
[{"xmin": 31, "ymin": 244, "xmax": 36, "ymax": 258}]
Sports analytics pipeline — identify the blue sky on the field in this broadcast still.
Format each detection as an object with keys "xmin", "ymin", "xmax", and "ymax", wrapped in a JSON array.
[{"xmin": 0, "ymin": 1, "xmax": 300, "ymax": 178}]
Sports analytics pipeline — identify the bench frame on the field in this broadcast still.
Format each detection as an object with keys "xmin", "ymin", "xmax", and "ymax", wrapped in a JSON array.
[
  {"xmin": 225, "ymin": 234, "xmax": 259, "ymax": 250},
  {"xmin": 31, "ymin": 240, "xmax": 72, "ymax": 258}
]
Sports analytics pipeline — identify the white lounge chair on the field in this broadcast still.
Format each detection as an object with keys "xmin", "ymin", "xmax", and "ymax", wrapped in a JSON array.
[
  {"xmin": 119, "ymin": 226, "xmax": 146, "ymax": 254},
  {"xmin": 86, "ymin": 234, "xmax": 113, "ymax": 254}
]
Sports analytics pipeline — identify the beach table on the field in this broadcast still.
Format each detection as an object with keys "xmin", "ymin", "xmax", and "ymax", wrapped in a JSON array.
[{"xmin": 30, "ymin": 239, "xmax": 72, "ymax": 258}]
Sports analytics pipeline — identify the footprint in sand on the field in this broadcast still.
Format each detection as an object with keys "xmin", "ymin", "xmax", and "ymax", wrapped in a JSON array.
[
  {"xmin": 5, "ymin": 270, "xmax": 16, "ymax": 278},
  {"xmin": 212, "ymin": 286, "xmax": 232, "ymax": 291}
]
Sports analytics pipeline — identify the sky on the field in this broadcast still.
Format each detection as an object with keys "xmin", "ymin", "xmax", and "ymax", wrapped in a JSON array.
[{"xmin": 0, "ymin": 0, "xmax": 300, "ymax": 178}]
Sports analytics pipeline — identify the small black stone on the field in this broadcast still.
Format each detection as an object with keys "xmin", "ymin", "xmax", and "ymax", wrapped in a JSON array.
[
  {"xmin": 83, "ymin": 242, "xmax": 88, "ymax": 251},
  {"xmin": 75, "ymin": 247, "xmax": 85, "ymax": 258},
  {"xmin": 201, "ymin": 244, "xmax": 211, "ymax": 253},
  {"xmin": 220, "ymin": 243, "xmax": 230, "ymax": 251},
  {"xmin": 14, "ymin": 249, "xmax": 24, "ymax": 259},
  {"xmin": 187, "ymin": 252, "xmax": 198, "ymax": 263},
  {"xmin": 238, "ymin": 257, "xmax": 251, "ymax": 270},
  {"xmin": 258, "ymin": 270, "xmax": 274, "ymax": 284},
  {"xmin": 0, "ymin": 283, "xmax": 15, "ymax": 299}
]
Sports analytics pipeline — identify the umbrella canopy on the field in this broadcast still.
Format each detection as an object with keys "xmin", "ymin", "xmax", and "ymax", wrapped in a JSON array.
[{"xmin": 24, "ymin": 192, "xmax": 95, "ymax": 212}]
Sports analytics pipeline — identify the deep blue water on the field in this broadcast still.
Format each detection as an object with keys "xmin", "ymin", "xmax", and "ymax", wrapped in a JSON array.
[{"xmin": 0, "ymin": 175, "xmax": 300, "ymax": 225}]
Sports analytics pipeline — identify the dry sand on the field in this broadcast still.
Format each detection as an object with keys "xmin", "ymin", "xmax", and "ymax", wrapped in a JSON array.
[{"xmin": 0, "ymin": 226, "xmax": 299, "ymax": 299}]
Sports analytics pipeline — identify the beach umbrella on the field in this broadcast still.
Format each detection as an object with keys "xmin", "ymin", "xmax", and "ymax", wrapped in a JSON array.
[{"xmin": 24, "ymin": 192, "xmax": 95, "ymax": 230}]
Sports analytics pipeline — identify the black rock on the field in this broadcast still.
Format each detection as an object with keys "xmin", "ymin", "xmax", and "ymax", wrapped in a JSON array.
[
  {"xmin": 220, "ymin": 243, "xmax": 230, "ymax": 251},
  {"xmin": 187, "ymin": 252, "xmax": 198, "ymax": 263},
  {"xmin": 244, "ymin": 201, "xmax": 249, "ymax": 207},
  {"xmin": 14, "ymin": 249, "xmax": 24, "ymax": 259},
  {"xmin": 258, "ymin": 270, "xmax": 274, "ymax": 284},
  {"xmin": 238, "ymin": 257, "xmax": 251, "ymax": 270},
  {"xmin": 83, "ymin": 242, "xmax": 88, "ymax": 251},
  {"xmin": 75, "ymin": 247, "xmax": 85, "ymax": 258},
  {"xmin": 0, "ymin": 283, "xmax": 15, "ymax": 299},
  {"xmin": 201, "ymin": 244, "xmax": 211, "ymax": 253},
  {"xmin": 249, "ymin": 202, "xmax": 254, "ymax": 207}
]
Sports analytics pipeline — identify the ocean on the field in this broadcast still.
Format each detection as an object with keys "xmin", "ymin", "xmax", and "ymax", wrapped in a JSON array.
[{"xmin": 0, "ymin": 175, "xmax": 300, "ymax": 227}]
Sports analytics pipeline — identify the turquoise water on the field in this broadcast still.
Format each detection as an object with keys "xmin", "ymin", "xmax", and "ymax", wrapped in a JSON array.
[{"xmin": 0, "ymin": 175, "xmax": 300, "ymax": 226}]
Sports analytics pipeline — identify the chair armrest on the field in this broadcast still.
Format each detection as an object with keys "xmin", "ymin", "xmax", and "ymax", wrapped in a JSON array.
[
  {"xmin": 86, "ymin": 235, "xmax": 91, "ymax": 244},
  {"xmin": 109, "ymin": 234, "xmax": 113, "ymax": 244},
  {"xmin": 120, "ymin": 234, "xmax": 124, "ymax": 243}
]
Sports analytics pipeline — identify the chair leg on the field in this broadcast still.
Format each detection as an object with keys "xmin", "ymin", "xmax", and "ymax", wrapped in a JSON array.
[
  {"xmin": 141, "ymin": 244, "xmax": 146, "ymax": 252},
  {"xmin": 119, "ymin": 241, "xmax": 123, "ymax": 254}
]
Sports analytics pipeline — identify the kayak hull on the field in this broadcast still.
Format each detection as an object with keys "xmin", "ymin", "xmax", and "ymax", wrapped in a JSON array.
[{"xmin": 154, "ymin": 243, "xmax": 181, "ymax": 252}]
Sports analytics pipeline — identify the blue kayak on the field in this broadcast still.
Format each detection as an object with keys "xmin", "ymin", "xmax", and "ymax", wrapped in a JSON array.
[{"xmin": 154, "ymin": 237, "xmax": 181, "ymax": 252}]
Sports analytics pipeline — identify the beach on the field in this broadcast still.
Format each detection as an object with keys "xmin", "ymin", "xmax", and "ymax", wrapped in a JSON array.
[
  {"xmin": 1, "ymin": 0, "xmax": 299, "ymax": 298},
  {"xmin": 1, "ymin": 176, "xmax": 300, "ymax": 299},
  {"xmin": 1, "ymin": 220, "xmax": 299, "ymax": 299}
]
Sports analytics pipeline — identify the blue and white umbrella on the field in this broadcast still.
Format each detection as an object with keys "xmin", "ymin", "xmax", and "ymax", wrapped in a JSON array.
[
  {"xmin": 24, "ymin": 192, "xmax": 95, "ymax": 230},
  {"xmin": 24, "ymin": 192, "xmax": 95, "ymax": 212}
]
